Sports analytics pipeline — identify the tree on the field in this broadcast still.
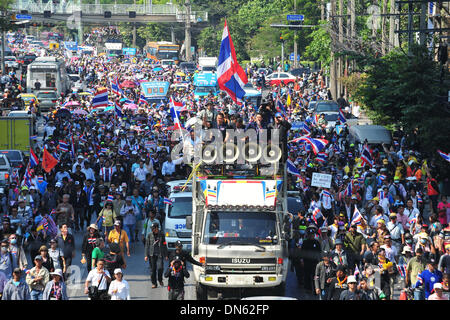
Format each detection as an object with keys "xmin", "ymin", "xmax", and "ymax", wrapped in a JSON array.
[
  {"xmin": 355, "ymin": 44, "xmax": 450, "ymax": 160},
  {"xmin": 303, "ymin": 22, "xmax": 331, "ymax": 67}
]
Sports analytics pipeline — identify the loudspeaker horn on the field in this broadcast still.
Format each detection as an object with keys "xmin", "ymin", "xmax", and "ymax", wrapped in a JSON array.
[
  {"xmin": 202, "ymin": 144, "xmax": 218, "ymax": 164},
  {"xmin": 243, "ymin": 142, "xmax": 262, "ymax": 163},
  {"xmin": 223, "ymin": 143, "xmax": 239, "ymax": 163},
  {"xmin": 262, "ymin": 144, "xmax": 282, "ymax": 163}
]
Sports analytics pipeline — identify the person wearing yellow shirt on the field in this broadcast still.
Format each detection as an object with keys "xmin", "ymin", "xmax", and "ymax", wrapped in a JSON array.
[
  {"xmin": 97, "ymin": 201, "xmax": 117, "ymax": 238},
  {"xmin": 108, "ymin": 220, "xmax": 130, "ymax": 258}
]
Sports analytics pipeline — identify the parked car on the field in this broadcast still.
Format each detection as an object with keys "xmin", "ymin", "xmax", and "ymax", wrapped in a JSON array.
[
  {"xmin": 0, "ymin": 154, "xmax": 12, "ymax": 187},
  {"xmin": 290, "ymin": 67, "xmax": 311, "ymax": 77},
  {"xmin": 265, "ymin": 72, "xmax": 296, "ymax": 87},
  {"xmin": 36, "ymin": 91, "xmax": 58, "ymax": 112},
  {"xmin": 179, "ymin": 62, "xmax": 197, "ymax": 73},
  {"xmin": 347, "ymin": 125, "xmax": 392, "ymax": 147},
  {"xmin": 0, "ymin": 150, "xmax": 26, "ymax": 171},
  {"xmin": 314, "ymin": 100, "xmax": 340, "ymax": 113},
  {"xmin": 4, "ymin": 56, "xmax": 19, "ymax": 69},
  {"xmin": 17, "ymin": 54, "xmax": 37, "ymax": 67}
]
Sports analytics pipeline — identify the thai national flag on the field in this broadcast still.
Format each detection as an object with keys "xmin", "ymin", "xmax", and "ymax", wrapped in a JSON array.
[
  {"xmin": 107, "ymin": 194, "xmax": 114, "ymax": 202},
  {"xmin": 437, "ymin": 150, "xmax": 450, "ymax": 163},
  {"xmin": 397, "ymin": 264, "xmax": 407, "ymax": 278},
  {"xmin": 111, "ymin": 77, "xmax": 122, "ymax": 96},
  {"xmin": 217, "ymin": 19, "xmax": 248, "ymax": 104},
  {"xmin": 301, "ymin": 122, "xmax": 311, "ymax": 135},
  {"xmin": 286, "ymin": 159, "xmax": 301, "ymax": 178},
  {"xmin": 70, "ymin": 135, "xmax": 76, "ymax": 160},
  {"xmin": 118, "ymin": 148, "xmax": 129, "ymax": 157},
  {"xmin": 354, "ymin": 264, "xmax": 361, "ymax": 279},
  {"xmin": 139, "ymin": 94, "xmax": 149, "ymax": 105},
  {"xmin": 275, "ymin": 97, "xmax": 287, "ymax": 118},
  {"xmin": 417, "ymin": 193, "xmax": 423, "ymax": 204},
  {"xmin": 115, "ymin": 101, "xmax": 123, "ymax": 118},
  {"xmin": 338, "ymin": 108, "xmax": 347, "ymax": 123},
  {"xmin": 29, "ymin": 135, "xmax": 37, "ymax": 140},
  {"xmin": 291, "ymin": 136, "xmax": 329, "ymax": 155},
  {"xmin": 58, "ymin": 141, "xmax": 69, "ymax": 152},
  {"xmin": 29, "ymin": 148, "xmax": 39, "ymax": 168},
  {"xmin": 164, "ymin": 197, "xmax": 173, "ymax": 205},
  {"xmin": 344, "ymin": 182, "xmax": 352, "ymax": 197},
  {"xmin": 312, "ymin": 207, "xmax": 322, "ymax": 224},
  {"xmin": 316, "ymin": 153, "xmax": 327, "ymax": 163},
  {"xmin": 350, "ymin": 206, "xmax": 364, "ymax": 226},
  {"xmin": 91, "ymin": 87, "xmax": 109, "ymax": 108},
  {"xmin": 169, "ymin": 96, "xmax": 185, "ymax": 130},
  {"xmin": 101, "ymin": 147, "xmax": 109, "ymax": 154},
  {"xmin": 361, "ymin": 143, "xmax": 373, "ymax": 167}
]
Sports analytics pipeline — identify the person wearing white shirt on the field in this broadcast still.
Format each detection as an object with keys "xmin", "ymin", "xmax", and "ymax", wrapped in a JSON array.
[
  {"xmin": 84, "ymin": 259, "xmax": 111, "ymax": 300},
  {"xmin": 108, "ymin": 268, "xmax": 130, "ymax": 300},
  {"xmin": 404, "ymin": 199, "xmax": 420, "ymax": 221},
  {"xmin": 72, "ymin": 157, "xmax": 85, "ymax": 173},
  {"xmin": 134, "ymin": 161, "xmax": 148, "ymax": 182},
  {"xmin": 81, "ymin": 162, "xmax": 96, "ymax": 182},
  {"xmin": 162, "ymin": 156, "xmax": 184, "ymax": 177},
  {"xmin": 386, "ymin": 213, "xmax": 405, "ymax": 252}
]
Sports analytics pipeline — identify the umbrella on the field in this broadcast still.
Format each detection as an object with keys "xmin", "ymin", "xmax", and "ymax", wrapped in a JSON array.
[
  {"xmin": 77, "ymin": 92, "xmax": 92, "ymax": 96},
  {"xmin": 104, "ymin": 106, "xmax": 114, "ymax": 112},
  {"xmin": 55, "ymin": 108, "xmax": 72, "ymax": 118},
  {"xmin": 65, "ymin": 101, "xmax": 80, "ymax": 106},
  {"xmin": 123, "ymin": 103, "xmax": 138, "ymax": 110},
  {"xmin": 153, "ymin": 67, "xmax": 163, "ymax": 72},
  {"xmin": 185, "ymin": 117, "xmax": 202, "ymax": 129},
  {"xmin": 72, "ymin": 108, "xmax": 88, "ymax": 115},
  {"xmin": 120, "ymin": 80, "xmax": 136, "ymax": 88},
  {"xmin": 175, "ymin": 71, "xmax": 186, "ymax": 77}
]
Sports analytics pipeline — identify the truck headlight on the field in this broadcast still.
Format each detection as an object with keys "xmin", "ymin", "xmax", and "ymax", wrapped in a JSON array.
[{"xmin": 165, "ymin": 228, "xmax": 177, "ymax": 237}]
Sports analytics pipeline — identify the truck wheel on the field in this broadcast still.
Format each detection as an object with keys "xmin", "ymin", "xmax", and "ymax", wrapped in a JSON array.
[
  {"xmin": 196, "ymin": 284, "xmax": 208, "ymax": 300},
  {"xmin": 274, "ymin": 282, "xmax": 286, "ymax": 296}
]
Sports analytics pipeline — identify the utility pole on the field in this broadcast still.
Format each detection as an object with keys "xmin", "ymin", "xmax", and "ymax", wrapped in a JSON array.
[
  {"xmin": 330, "ymin": 0, "xmax": 338, "ymax": 100},
  {"xmin": 389, "ymin": 0, "xmax": 396, "ymax": 50},
  {"xmin": 381, "ymin": 0, "xmax": 388, "ymax": 55},
  {"xmin": 132, "ymin": 0, "xmax": 136, "ymax": 47},
  {"xmin": 293, "ymin": 0, "xmax": 298, "ymax": 68},
  {"xmin": 338, "ymin": 0, "xmax": 343, "ymax": 97},
  {"xmin": 419, "ymin": 0, "xmax": 427, "ymax": 45},
  {"xmin": 407, "ymin": 0, "xmax": 414, "ymax": 51},
  {"xmin": 184, "ymin": 0, "xmax": 192, "ymax": 61}
]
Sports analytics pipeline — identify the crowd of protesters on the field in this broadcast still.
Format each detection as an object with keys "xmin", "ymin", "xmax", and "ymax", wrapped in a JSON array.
[{"xmin": 0, "ymin": 27, "xmax": 448, "ymax": 301}]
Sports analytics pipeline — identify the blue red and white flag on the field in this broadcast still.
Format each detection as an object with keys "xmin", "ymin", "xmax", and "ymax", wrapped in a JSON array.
[
  {"xmin": 118, "ymin": 148, "xmax": 129, "ymax": 157},
  {"xmin": 91, "ymin": 87, "xmax": 109, "ymax": 108},
  {"xmin": 217, "ymin": 19, "xmax": 248, "ymax": 104},
  {"xmin": 37, "ymin": 176, "xmax": 44, "ymax": 183},
  {"xmin": 111, "ymin": 77, "xmax": 122, "ymax": 96},
  {"xmin": 350, "ymin": 206, "xmax": 364, "ymax": 226},
  {"xmin": 291, "ymin": 136, "xmax": 329, "ymax": 155},
  {"xmin": 58, "ymin": 141, "xmax": 69, "ymax": 152},
  {"xmin": 139, "ymin": 94, "xmax": 149, "ymax": 105},
  {"xmin": 286, "ymin": 159, "xmax": 301, "ymax": 178},
  {"xmin": 437, "ymin": 150, "xmax": 450, "ymax": 163},
  {"xmin": 107, "ymin": 194, "xmax": 114, "ymax": 202},
  {"xmin": 164, "ymin": 197, "xmax": 173, "ymax": 205},
  {"xmin": 312, "ymin": 207, "xmax": 322, "ymax": 224},
  {"xmin": 361, "ymin": 143, "xmax": 373, "ymax": 167},
  {"xmin": 344, "ymin": 182, "xmax": 352, "ymax": 197},
  {"xmin": 114, "ymin": 101, "xmax": 123, "ymax": 118},
  {"xmin": 169, "ymin": 96, "xmax": 185, "ymax": 130},
  {"xmin": 338, "ymin": 108, "xmax": 347, "ymax": 123},
  {"xmin": 354, "ymin": 264, "xmax": 361, "ymax": 279},
  {"xmin": 29, "ymin": 135, "xmax": 37, "ymax": 140},
  {"xmin": 275, "ymin": 97, "xmax": 287, "ymax": 118},
  {"xmin": 417, "ymin": 193, "xmax": 423, "ymax": 204},
  {"xmin": 301, "ymin": 122, "xmax": 311, "ymax": 135},
  {"xmin": 70, "ymin": 135, "xmax": 76, "ymax": 160},
  {"xmin": 101, "ymin": 147, "xmax": 109, "ymax": 154},
  {"xmin": 397, "ymin": 264, "xmax": 407, "ymax": 278},
  {"xmin": 29, "ymin": 148, "xmax": 39, "ymax": 168}
]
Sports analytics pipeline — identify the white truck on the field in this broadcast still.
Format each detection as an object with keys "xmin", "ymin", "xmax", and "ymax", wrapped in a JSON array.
[
  {"xmin": 198, "ymin": 57, "xmax": 218, "ymax": 72},
  {"xmin": 187, "ymin": 149, "xmax": 290, "ymax": 299}
]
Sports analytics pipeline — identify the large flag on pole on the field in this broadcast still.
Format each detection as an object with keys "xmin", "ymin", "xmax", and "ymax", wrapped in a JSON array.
[
  {"xmin": 169, "ymin": 96, "xmax": 186, "ymax": 130},
  {"xmin": 217, "ymin": 19, "xmax": 248, "ymax": 104},
  {"xmin": 42, "ymin": 148, "xmax": 59, "ymax": 173},
  {"xmin": 437, "ymin": 150, "xmax": 450, "ymax": 163},
  {"xmin": 91, "ymin": 87, "xmax": 109, "ymax": 108}
]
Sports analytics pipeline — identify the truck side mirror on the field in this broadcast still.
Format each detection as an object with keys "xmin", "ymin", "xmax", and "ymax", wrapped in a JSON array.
[{"xmin": 186, "ymin": 215, "xmax": 192, "ymax": 230}]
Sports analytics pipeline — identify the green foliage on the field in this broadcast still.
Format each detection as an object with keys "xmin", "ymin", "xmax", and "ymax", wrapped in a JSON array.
[
  {"xmin": 355, "ymin": 44, "xmax": 450, "ymax": 157},
  {"xmin": 303, "ymin": 23, "xmax": 330, "ymax": 67}
]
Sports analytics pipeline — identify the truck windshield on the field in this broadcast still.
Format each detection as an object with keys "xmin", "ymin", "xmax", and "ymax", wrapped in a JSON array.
[
  {"xmin": 195, "ymin": 86, "xmax": 216, "ymax": 94},
  {"xmin": 167, "ymin": 197, "xmax": 192, "ymax": 218},
  {"xmin": 203, "ymin": 211, "xmax": 278, "ymax": 246}
]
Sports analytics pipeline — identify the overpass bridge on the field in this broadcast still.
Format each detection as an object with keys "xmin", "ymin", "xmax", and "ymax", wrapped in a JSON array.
[{"xmin": 10, "ymin": 1, "xmax": 208, "ymax": 24}]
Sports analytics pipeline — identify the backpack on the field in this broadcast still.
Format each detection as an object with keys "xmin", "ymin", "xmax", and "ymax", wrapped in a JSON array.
[{"xmin": 103, "ymin": 253, "xmax": 120, "ymax": 275}]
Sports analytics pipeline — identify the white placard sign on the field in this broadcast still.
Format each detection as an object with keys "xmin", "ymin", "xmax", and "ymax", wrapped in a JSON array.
[{"xmin": 311, "ymin": 172, "xmax": 332, "ymax": 189}]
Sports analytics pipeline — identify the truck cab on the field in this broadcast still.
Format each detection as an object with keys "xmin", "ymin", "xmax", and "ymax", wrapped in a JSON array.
[
  {"xmin": 188, "ymin": 145, "xmax": 290, "ymax": 299},
  {"xmin": 193, "ymin": 72, "xmax": 219, "ymax": 100}
]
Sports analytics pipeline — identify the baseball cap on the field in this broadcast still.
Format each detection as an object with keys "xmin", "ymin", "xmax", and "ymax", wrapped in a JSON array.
[
  {"xmin": 275, "ymin": 112, "xmax": 282, "ymax": 118},
  {"xmin": 114, "ymin": 220, "xmax": 121, "ymax": 226},
  {"xmin": 114, "ymin": 268, "xmax": 123, "ymax": 275},
  {"xmin": 347, "ymin": 275, "xmax": 357, "ymax": 283},
  {"xmin": 433, "ymin": 283, "xmax": 443, "ymax": 290},
  {"xmin": 34, "ymin": 255, "xmax": 43, "ymax": 261}
]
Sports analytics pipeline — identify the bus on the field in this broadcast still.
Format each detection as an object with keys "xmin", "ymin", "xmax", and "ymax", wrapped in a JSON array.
[
  {"xmin": 26, "ymin": 56, "xmax": 71, "ymax": 96},
  {"xmin": 145, "ymin": 41, "xmax": 180, "ymax": 64}
]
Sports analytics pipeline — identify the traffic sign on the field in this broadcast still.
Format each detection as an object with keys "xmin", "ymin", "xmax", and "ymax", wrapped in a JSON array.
[
  {"xmin": 122, "ymin": 47, "xmax": 137, "ymax": 55},
  {"xmin": 287, "ymin": 14, "xmax": 304, "ymax": 21},
  {"xmin": 289, "ymin": 53, "xmax": 300, "ymax": 61},
  {"xmin": 15, "ymin": 14, "xmax": 32, "ymax": 20}
]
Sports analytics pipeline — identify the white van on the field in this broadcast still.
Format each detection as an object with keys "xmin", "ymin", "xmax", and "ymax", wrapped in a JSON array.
[{"xmin": 164, "ymin": 189, "xmax": 193, "ymax": 251}]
